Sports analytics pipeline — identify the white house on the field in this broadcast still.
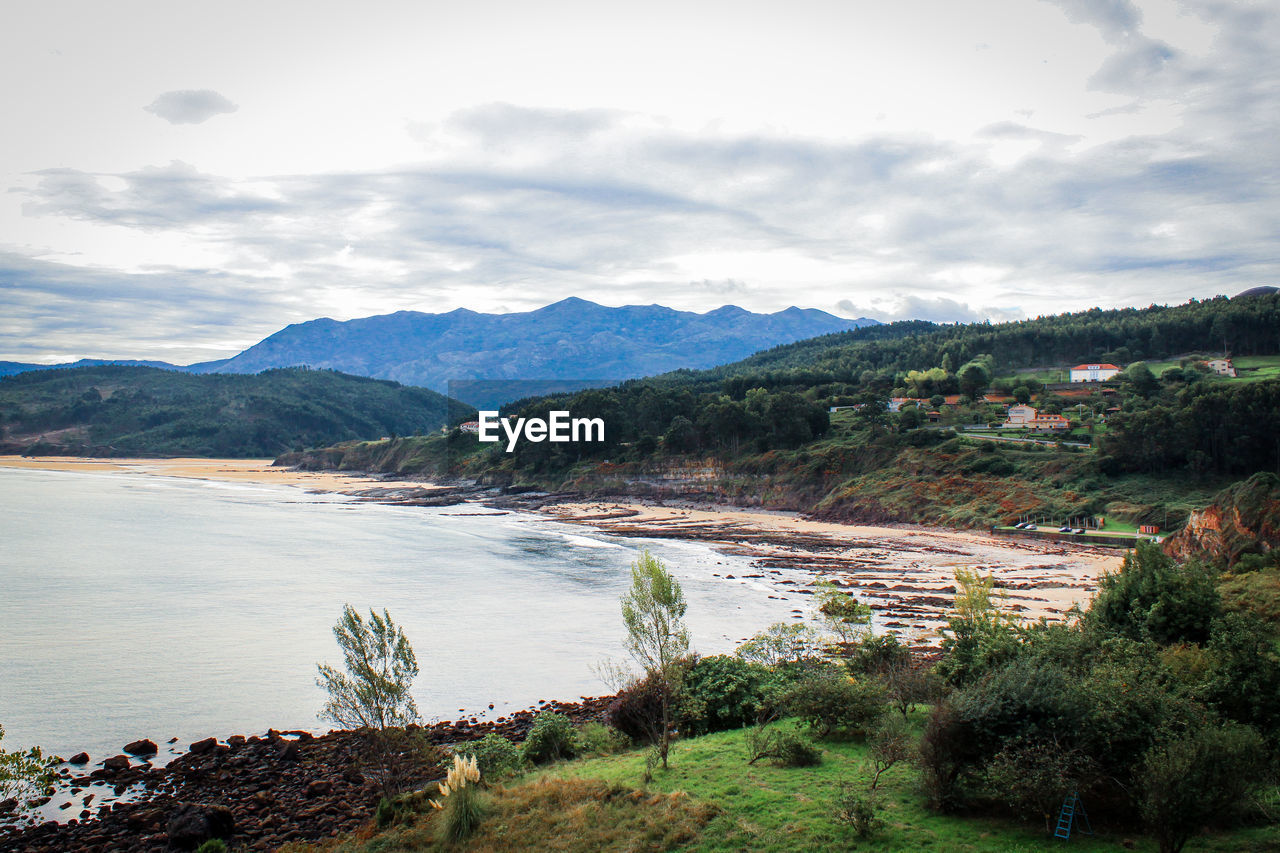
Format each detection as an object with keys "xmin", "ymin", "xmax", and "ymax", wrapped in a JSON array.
[
  {"xmin": 1206, "ymin": 358, "xmax": 1236, "ymax": 377},
  {"xmin": 1002, "ymin": 404, "xmax": 1036, "ymax": 427},
  {"xmin": 1069, "ymin": 363, "xmax": 1121, "ymax": 383}
]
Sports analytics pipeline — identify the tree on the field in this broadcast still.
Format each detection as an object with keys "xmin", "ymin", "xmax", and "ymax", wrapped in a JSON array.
[
  {"xmin": 0, "ymin": 724, "xmax": 51, "ymax": 805},
  {"xmin": 317, "ymin": 605, "xmax": 424, "ymax": 794},
  {"xmin": 1139, "ymin": 723, "xmax": 1267, "ymax": 853},
  {"xmin": 317, "ymin": 605, "xmax": 420, "ymax": 730},
  {"xmin": 815, "ymin": 580, "xmax": 872, "ymax": 645},
  {"xmin": 620, "ymin": 550, "xmax": 690, "ymax": 769}
]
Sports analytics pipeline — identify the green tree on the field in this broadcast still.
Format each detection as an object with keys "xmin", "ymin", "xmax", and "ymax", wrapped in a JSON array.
[
  {"xmin": 814, "ymin": 580, "xmax": 872, "ymax": 645},
  {"xmin": 317, "ymin": 605, "xmax": 420, "ymax": 730},
  {"xmin": 1087, "ymin": 543, "xmax": 1220, "ymax": 645},
  {"xmin": 317, "ymin": 605, "xmax": 424, "ymax": 794},
  {"xmin": 1139, "ymin": 723, "xmax": 1268, "ymax": 853},
  {"xmin": 0, "ymin": 724, "xmax": 51, "ymax": 805},
  {"xmin": 621, "ymin": 550, "xmax": 690, "ymax": 770}
]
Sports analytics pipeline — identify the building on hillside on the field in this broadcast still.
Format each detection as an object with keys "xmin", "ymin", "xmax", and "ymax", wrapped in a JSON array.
[
  {"xmin": 1002, "ymin": 404, "xmax": 1036, "ymax": 427},
  {"xmin": 1206, "ymin": 358, "xmax": 1236, "ymax": 377},
  {"xmin": 1069, "ymin": 363, "xmax": 1121, "ymax": 382},
  {"xmin": 1028, "ymin": 413, "xmax": 1070, "ymax": 431},
  {"xmin": 460, "ymin": 421, "xmax": 481, "ymax": 434},
  {"xmin": 888, "ymin": 397, "xmax": 927, "ymax": 412},
  {"xmin": 1139, "ymin": 524, "xmax": 1161, "ymax": 535}
]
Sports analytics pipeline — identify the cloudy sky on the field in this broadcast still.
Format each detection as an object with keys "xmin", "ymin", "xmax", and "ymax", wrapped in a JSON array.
[{"xmin": 2, "ymin": 0, "xmax": 1276, "ymax": 363}]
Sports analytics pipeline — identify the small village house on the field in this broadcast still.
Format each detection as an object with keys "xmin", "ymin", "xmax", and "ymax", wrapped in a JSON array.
[
  {"xmin": 1002, "ymin": 404, "xmax": 1036, "ymax": 427},
  {"xmin": 1206, "ymin": 358, "xmax": 1236, "ymax": 377},
  {"xmin": 1069, "ymin": 363, "xmax": 1121, "ymax": 382},
  {"xmin": 1028, "ymin": 413, "xmax": 1070, "ymax": 431}
]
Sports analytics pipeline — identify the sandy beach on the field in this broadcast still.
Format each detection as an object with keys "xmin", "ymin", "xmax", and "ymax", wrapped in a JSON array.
[{"xmin": 0, "ymin": 455, "xmax": 1122, "ymax": 641}]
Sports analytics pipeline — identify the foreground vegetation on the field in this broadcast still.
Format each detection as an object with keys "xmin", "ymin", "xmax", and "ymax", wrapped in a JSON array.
[{"xmin": 275, "ymin": 542, "xmax": 1280, "ymax": 853}]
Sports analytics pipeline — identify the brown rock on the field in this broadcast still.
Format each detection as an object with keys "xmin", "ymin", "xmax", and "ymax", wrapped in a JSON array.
[
  {"xmin": 124, "ymin": 739, "xmax": 157, "ymax": 756},
  {"xmin": 189, "ymin": 737, "xmax": 218, "ymax": 755},
  {"xmin": 101, "ymin": 755, "xmax": 131, "ymax": 772},
  {"xmin": 304, "ymin": 780, "xmax": 332, "ymax": 798},
  {"xmin": 67, "ymin": 752, "xmax": 90, "ymax": 765}
]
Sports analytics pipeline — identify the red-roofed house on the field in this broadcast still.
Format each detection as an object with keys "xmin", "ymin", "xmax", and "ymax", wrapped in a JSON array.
[
  {"xmin": 1069, "ymin": 363, "xmax": 1121, "ymax": 382},
  {"xmin": 1029, "ymin": 413, "xmax": 1070, "ymax": 431}
]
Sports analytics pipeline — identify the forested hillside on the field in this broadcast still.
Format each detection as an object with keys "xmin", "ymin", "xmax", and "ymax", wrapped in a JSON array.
[
  {"xmin": 284, "ymin": 291, "xmax": 1280, "ymax": 542},
  {"xmin": 0, "ymin": 366, "xmax": 474, "ymax": 458}
]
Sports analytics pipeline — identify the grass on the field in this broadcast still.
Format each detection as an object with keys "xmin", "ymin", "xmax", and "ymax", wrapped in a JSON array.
[
  {"xmin": 289, "ymin": 721, "xmax": 1280, "ymax": 853},
  {"xmin": 1231, "ymin": 355, "xmax": 1280, "ymax": 382}
]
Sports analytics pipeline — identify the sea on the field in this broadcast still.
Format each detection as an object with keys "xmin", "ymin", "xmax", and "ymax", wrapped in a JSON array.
[{"xmin": 0, "ymin": 466, "xmax": 812, "ymax": 764}]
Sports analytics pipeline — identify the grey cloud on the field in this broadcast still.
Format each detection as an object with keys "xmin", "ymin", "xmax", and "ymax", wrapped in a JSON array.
[
  {"xmin": 9, "ymin": 0, "xmax": 1280, "ymax": 359},
  {"xmin": 1047, "ymin": 0, "xmax": 1144, "ymax": 41},
  {"xmin": 144, "ymin": 90, "xmax": 238, "ymax": 125},
  {"xmin": 837, "ymin": 296, "xmax": 1023, "ymax": 325}
]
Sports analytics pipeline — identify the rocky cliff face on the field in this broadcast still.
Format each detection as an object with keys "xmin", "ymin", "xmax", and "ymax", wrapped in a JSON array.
[{"xmin": 1163, "ymin": 472, "xmax": 1280, "ymax": 564}]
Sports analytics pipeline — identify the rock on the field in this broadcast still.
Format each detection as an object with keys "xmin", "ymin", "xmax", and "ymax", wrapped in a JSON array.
[
  {"xmin": 102, "ymin": 755, "xmax": 131, "ymax": 772},
  {"xmin": 276, "ymin": 742, "xmax": 300, "ymax": 762},
  {"xmin": 189, "ymin": 737, "xmax": 218, "ymax": 755},
  {"xmin": 125, "ymin": 739, "xmax": 158, "ymax": 756},
  {"xmin": 67, "ymin": 752, "xmax": 90, "ymax": 765},
  {"xmin": 227, "ymin": 735, "xmax": 246, "ymax": 749},
  {"xmin": 1163, "ymin": 472, "xmax": 1280, "ymax": 563},
  {"xmin": 304, "ymin": 780, "xmax": 332, "ymax": 798},
  {"xmin": 166, "ymin": 802, "xmax": 235, "ymax": 851},
  {"xmin": 0, "ymin": 798, "xmax": 17, "ymax": 813}
]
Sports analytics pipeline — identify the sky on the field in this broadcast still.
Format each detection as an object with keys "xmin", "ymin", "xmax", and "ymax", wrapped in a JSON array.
[{"xmin": 1, "ymin": 0, "xmax": 1277, "ymax": 364}]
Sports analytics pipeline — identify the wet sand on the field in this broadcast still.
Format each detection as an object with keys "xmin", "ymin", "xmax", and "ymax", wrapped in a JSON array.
[{"xmin": 0, "ymin": 456, "xmax": 1122, "ymax": 641}]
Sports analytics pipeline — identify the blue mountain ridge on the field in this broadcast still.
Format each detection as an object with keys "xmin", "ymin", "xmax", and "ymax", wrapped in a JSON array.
[{"xmin": 4, "ymin": 298, "xmax": 877, "ymax": 404}]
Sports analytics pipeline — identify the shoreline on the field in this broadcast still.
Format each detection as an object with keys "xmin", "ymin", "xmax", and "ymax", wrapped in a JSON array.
[{"xmin": 0, "ymin": 455, "xmax": 1122, "ymax": 636}]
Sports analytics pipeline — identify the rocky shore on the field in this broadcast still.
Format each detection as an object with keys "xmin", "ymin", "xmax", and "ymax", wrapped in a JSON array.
[{"xmin": 0, "ymin": 697, "xmax": 610, "ymax": 853}]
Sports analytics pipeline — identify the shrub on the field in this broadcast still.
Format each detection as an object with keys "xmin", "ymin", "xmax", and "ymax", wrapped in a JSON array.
[
  {"xmin": 783, "ymin": 670, "xmax": 887, "ymax": 738},
  {"xmin": 833, "ymin": 785, "xmax": 883, "ymax": 839},
  {"xmin": 573, "ymin": 722, "xmax": 631, "ymax": 757},
  {"xmin": 678, "ymin": 655, "xmax": 771, "ymax": 736},
  {"xmin": 1139, "ymin": 723, "xmax": 1268, "ymax": 853},
  {"xmin": 735, "ymin": 621, "xmax": 825, "ymax": 667},
  {"xmin": 195, "ymin": 842, "xmax": 228, "ymax": 853},
  {"xmin": 1088, "ymin": 542, "xmax": 1220, "ymax": 645},
  {"xmin": 745, "ymin": 725, "xmax": 822, "ymax": 767},
  {"xmin": 919, "ymin": 702, "xmax": 972, "ymax": 812},
  {"xmin": 459, "ymin": 733, "xmax": 524, "ymax": 780},
  {"xmin": 521, "ymin": 712, "xmax": 576, "ymax": 764},
  {"xmin": 982, "ymin": 738, "xmax": 1100, "ymax": 833},
  {"xmin": 606, "ymin": 671, "xmax": 670, "ymax": 744},
  {"xmin": 868, "ymin": 714, "xmax": 914, "ymax": 790}
]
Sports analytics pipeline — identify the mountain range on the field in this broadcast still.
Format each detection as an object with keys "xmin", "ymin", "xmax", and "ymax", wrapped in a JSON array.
[{"xmin": 3, "ymin": 298, "xmax": 876, "ymax": 406}]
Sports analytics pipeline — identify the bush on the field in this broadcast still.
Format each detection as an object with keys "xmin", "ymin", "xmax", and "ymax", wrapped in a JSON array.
[
  {"xmin": 982, "ymin": 738, "xmax": 1100, "ymax": 833},
  {"xmin": 868, "ymin": 714, "xmax": 914, "ymax": 790},
  {"xmin": 431, "ymin": 754, "xmax": 485, "ymax": 843},
  {"xmin": 606, "ymin": 671, "xmax": 669, "ymax": 744},
  {"xmin": 784, "ymin": 669, "xmax": 887, "ymax": 738},
  {"xmin": 573, "ymin": 721, "xmax": 631, "ymax": 757},
  {"xmin": 918, "ymin": 702, "xmax": 972, "ymax": 812},
  {"xmin": 1139, "ymin": 723, "xmax": 1268, "ymax": 853},
  {"xmin": 1088, "ymin": 542, "xmax": 1220, "ymax": 645},
  {"xmin": 521, "ymin": 712, "xmax": 576, "ymax": 764},
  {"xmin": 195, "ymin": 842, "xmax": 228, "ymax": 853},
  {"xmin": 459, "ymin": 733, "xmax": 524, "ymax": 780},
  {"xmin": 745, "ymin": 725, "xmax": 822, "ymax": 767},
  {"xmin": 833, "ymin": 785, "xmax": 883, "ymax": 839},
  {"xmin": 678, "ymin": 655, "xmax": 772, "ymax": 736}
]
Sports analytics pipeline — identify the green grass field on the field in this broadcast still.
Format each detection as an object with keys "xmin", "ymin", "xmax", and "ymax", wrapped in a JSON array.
[
  {"xmin": 294, "ymin": 722, "xmax": 1280, "ymax": 852},
  {"xmin": 1232, "ymin": 355, "xmax": 1280, "ymax": 382}
]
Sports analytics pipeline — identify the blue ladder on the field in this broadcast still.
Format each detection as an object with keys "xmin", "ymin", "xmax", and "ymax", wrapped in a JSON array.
[{"xmin": 1054, "ymin": 791, "xmax": 1093, "ymax": 840}]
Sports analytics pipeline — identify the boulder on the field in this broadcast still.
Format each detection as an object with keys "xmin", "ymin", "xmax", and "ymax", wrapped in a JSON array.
[
  {"xmin": 189, "ymin": 737, "xmax": 218, "ymax": 755},
  {"xmin": 165, "ymin": 802, "xmax": 234, "ymax": 851},
  {"xmin": 124, "ymin": 739, "xmax": 158, "ymax": 756},
  {"xmin": 304, "ymin": 779, "xmax": 332, "ymax": 798},
  {"xmin": 102, "ymin": 755, "xmax": 131, "ymax": 772},
  {"xmin": 67, "ymin": 752, "xmax": 90, "ymax": 765}
]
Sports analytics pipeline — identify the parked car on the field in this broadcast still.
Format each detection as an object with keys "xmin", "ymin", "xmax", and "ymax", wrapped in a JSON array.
[
  {"xmin": 1058, "ymin": 525, "xmax": 1072, "ymax": 533},
  {"xmin": 1073, "ymin": 528, "xmax": 1086, "ymax": 534}
]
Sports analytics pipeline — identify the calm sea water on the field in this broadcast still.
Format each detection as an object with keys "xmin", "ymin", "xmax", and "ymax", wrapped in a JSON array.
[{"xmin": 0, "ymin": 467, "xmax": 810, "ymax": 762}]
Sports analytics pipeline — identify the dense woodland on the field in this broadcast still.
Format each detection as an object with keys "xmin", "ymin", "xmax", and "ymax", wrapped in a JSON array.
[{"xmin": 0, "ymin": 366, "xmax": 474, "ymax": 457}]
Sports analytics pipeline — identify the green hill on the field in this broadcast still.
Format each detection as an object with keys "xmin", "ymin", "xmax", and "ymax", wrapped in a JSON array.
[{"xmin": 0, "ymin": 365, "xmax": 474, "ymax": 458}]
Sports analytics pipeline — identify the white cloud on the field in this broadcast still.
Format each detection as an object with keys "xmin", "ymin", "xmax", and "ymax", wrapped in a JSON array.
[{"xmin": 144, "ymin": 90, "xmax": 238, "ymax": 125}]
